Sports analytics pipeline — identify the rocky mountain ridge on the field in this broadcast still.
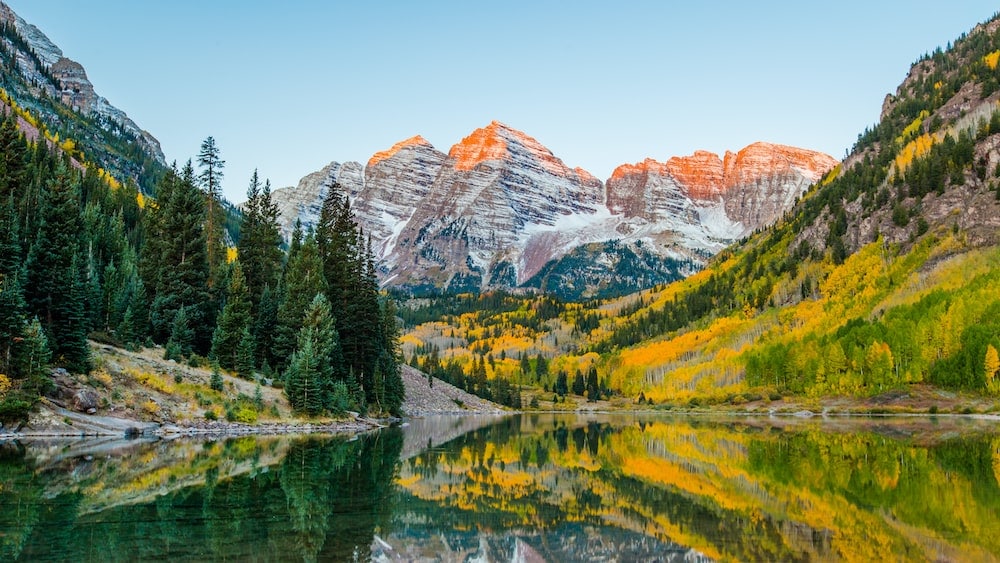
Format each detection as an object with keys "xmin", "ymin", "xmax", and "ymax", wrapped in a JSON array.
[
  {"xmin": 0, "ymin": 2, "xmax": 166, "ymax": 190},
  {"xmin": 273, "ymin": 122, "xmax": 835, "ymax": 298}
]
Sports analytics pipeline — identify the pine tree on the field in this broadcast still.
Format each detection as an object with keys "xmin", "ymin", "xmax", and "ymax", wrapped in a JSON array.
[
  {"xmin": 377, "ymin": 298, "xmax": 404, "ymax": 416},
  {"xmin": 14, "ymin": 317, "xmax": 51, "ymax": 396},
  {"xmin": 210, "ymin": 361, "xmax": 224, "ymax": 392},
  {"xmin": 149, "ymin": 163, "xmax": 212, "ymax": 352},
  {"xmin": 0, "ymin": 195, "xmax": 21, "ymax": 279},
  {"xmin": 274, "ymin": 232, "xmax": 327, "ymax": 369},
  {"xmin": 0, "ymin": 109, "xmax": 27, "ymax": 201},
  {"xmin": 237, "ymin": 171, "xmax": 283, "ymax": 310},
  {"xmin": 24, "ymin": 162, "xmax": 90, "ymax": 373},
  {"xmin": 253, "ymin": 283, "xmax": 280, "ymax": 369},
  {"xmin": 555, "ymin": 370, "xmax": 568, "ymax": 396},
  {"xmin": 283, "ymin": 294, "xmax": 339, "ymax": 415},
  {"xmin": 572, "ymin": 370, "xmax": 586, "ymax": 396},
  {"xmin": 196, "ymin": 136, "xmax": 226, "ymax": 290},
  {"xmin": 165, "ymin": 306, "xmax": 193, "ymax": 361},
  {"xmin": 586, "ymin": 366, "xmax": 601, "ymax": 402},
  {"xmin": 236, "ymin": 326, "xmax": 256, "ymax": 380},
  {"xmin": 0, "ymin": 273, "xmax": 26, "ymax": 376},
  {"xmin": 210, "ymin": 260, "xmax": 251, "ymax": 370}
]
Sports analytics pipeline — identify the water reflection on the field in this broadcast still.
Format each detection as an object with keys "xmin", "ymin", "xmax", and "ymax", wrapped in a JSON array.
[
  {"xmin": 0, "ymin": 432, "xmax": 403, "ymax": 562},
  {"xmin": 386, "ymin": 414, "xmax": 1000, "ymax": 562},
  {"xmin": 1, "ymin": 415, "xmax": 999, "ymax": 561}
]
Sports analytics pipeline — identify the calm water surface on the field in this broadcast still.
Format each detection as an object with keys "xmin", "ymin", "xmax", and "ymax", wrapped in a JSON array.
[{"xmin": 2, "ymin": 414, "xmax": 999, "ymax": 561}]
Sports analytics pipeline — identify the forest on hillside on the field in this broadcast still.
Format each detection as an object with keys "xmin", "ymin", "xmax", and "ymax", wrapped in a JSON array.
[{"xmin": 0, "ymin": 105, "xmax": 403, "ymax": 422}]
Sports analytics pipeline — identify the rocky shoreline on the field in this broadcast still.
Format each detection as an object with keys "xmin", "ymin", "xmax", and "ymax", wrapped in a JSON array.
[{"xmin": 0, "ymin": 399, "xmax": 387, "ymax": 440}]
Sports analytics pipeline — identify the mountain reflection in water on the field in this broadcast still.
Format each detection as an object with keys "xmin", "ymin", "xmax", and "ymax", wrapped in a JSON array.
[{"xmin": 1, "ymin": 414, "xmax": 999, "ymax": 561}]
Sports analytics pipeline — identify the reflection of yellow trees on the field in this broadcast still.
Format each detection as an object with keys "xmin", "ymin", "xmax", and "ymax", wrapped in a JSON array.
[{"xmin": 393, "ymin": 418, "xmax": 1000, "ymax": 561}]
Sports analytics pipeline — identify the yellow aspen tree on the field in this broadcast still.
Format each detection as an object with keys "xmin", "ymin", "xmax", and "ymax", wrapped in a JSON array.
[{"xmin": 985, "ymin": 344, "xmax": 1000, "ymax": 393}]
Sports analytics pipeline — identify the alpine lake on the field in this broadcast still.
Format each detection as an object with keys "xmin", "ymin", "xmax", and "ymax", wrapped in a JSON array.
[{"xmin": 2, "ymin": 413, "xmax": 999, "ymax": 562}]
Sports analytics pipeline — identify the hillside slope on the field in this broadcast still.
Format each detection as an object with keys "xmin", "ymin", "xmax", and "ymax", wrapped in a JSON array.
[
  {"xmin": 401, "ymin": 11, "xmax": 1000, "ymax": 407},
  {"xmin": 0, "ymin": 2, "xmax": 166, "ymax": 191}
]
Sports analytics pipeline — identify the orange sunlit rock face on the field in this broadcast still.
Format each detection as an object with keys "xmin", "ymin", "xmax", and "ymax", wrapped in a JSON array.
[
  {"xmin": 368, "ymin": 135, "xmax": 433, "ymax": 168},
  {"xmin": 722, "ymin": 142, "xmax": 838, "ymax": 190},
  {"xmin": 610, "ymin": 143, "xmax": 837, "ymax": 202},
  {"xmin": 448, "ymin": 121, "xmax": 510, "ymax": 171},
  {"xmin": 665, "ymin": 150, "xmax": 725, "ymax": 199}
]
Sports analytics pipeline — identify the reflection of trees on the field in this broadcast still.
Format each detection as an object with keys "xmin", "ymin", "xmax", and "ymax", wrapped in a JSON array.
[
  {"xmin": 395, "ymin": 416, "xmax": 1000, "ymax": 561},
  {"xmin": 0, "ymin": 432, "xmax": 403, "ymax": 561}
]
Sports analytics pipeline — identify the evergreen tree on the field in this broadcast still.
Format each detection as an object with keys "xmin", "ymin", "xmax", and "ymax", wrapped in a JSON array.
[
  {"xmin": 586, "ymin": 366, "xmax": 601, "ymax": 402},
  {"xmin": 572, "ymin": 370, "xmax": 586, "ymax": 396},
  {"xmin": 284, "ymin": 294, "xmax": 339, "ymax": 415},
  {"xmin": 24, "ymin": 162, "xmax": 90, "ymax": 373},
  {"xmin": 253, "ymin": 283, "xmax": 280, "ymax": 369},
  {"xmin": 377, "ymin": 298, "xmax": 404, "ymax": 416},
  {"xmin": 555, "ymin": 370, "xmax": 568, "ymax": 396},
  {"xmin": 0, "ymin": 195, "xmax": 21, "ymax": 279},
  {"xmin": 196, "ymin": 136, "xmax": 226, "ymax": 290},
  {"xmin": 237, "ymin": 171, "xmax": 283, "ymax": 309},
  {"xmin": 0, "ymin": 273, "xmax": 26, "ymax": 376},
  {"xmin": 0, "ymin": 109, "xmax": 27, "ymax": 201},
  {"xmin": 148, "ymin": 163, "xmax": 213, "ymax": 352},
  {"xmin": 210, "ymin": 361, "xmax": 224, "ymax": 392},
  {"xmin": 14, "ymin": 317, "xmax": 51, "ymax": 395},
  {"xmin": 165, "ymin": 306, "xmax": 194, "ymax": 361},
  {"xmin": 274, "ymin": 232, "xmax": 327, "ymax": 369},
  {"xmin": 210, "ymin": 260, "xmax": 251, "ymax": 370},
  {"xmin": 236, "ymin": 326, "xmax": 256, "ymax": 380}
]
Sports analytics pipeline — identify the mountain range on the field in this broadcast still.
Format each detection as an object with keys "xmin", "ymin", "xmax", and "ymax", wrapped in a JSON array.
[
  {"xmin": 272, "ymin": 122, "xmax": 836, "ymax": 298},
  {"xmin": 0, "ymin": 1, "xmax": 165, "ymax": 191}
]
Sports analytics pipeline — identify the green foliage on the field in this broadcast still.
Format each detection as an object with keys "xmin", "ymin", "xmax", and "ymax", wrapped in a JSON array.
[
  {"xmin": 210, "ymin": 260, "xmax": 251, "ymax": 370},
  {"xmin": 210, "ymin": 362, "xmax": 224, "ymax": 392}
]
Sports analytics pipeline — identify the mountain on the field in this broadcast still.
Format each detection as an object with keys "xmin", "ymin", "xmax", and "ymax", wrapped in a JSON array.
[
  {"xmin": 272, "ymin": 122, "xmax": 835, "ymax": 298},
  {"xmin": 0, "ymin": 2, "xmax": 166, "ymax": 191},
  {"xmin": 400, "ymin": 12, "xmax": 1000, "ymax": 406}
]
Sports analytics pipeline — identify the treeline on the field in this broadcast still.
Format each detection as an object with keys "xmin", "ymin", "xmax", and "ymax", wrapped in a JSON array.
[
  {"xmin": 745, "ymin": 258, "xmax": 1000, "ymax": 396},
  {"xmin": 0, "ymin": 111, "xmax": 402, "ymax": 420},
  {"xmin": 411, "ymin": 348, "xmax": 522, "ymax": 408}
]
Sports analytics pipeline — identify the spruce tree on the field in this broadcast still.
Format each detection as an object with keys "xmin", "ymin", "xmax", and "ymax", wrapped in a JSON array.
[
  {"xmin": 572, "ymin": 370, "xmax": 585, "ymax": 396},
  {"xmin": 210, "ymin": 260, "xmax": 251, "ymax": 370},
  {"xmin": 149, "ymin": 163, "xmax": 212, "ymax": 352},
  {"xmin": 0, "ymin": 273, "xmax": 26, "ymax": 376},
  {"xmin": 165, "ymin": 306, "xmax": 194, "ymax": 361},
  {"xmin": 210, "ymin": 361, "xmax": 224, "ymax": 392},
  {"xmin": 274, "ymin": 232, "xmax": 327, "ymax": 369},
  {"xmin": 235, "ymin": 326, "xmax": 256, "ymax": 380},
  {"xmin": 283, "ymin": 294, "xmax": 339, "ymax": 415},
  {"xmin": 586, "ymin": 366, "xmax": 601, "ymax": 401},
  {"xmin": 25, "ymin": 162, "xmax": 90, "ymax": 373},
  {"xmin": 15, "ymin": 317, "xmax": 51, "ymax": 395},
  {"xmin": 253, "ymin": 283, "xmax": 279, "ymax": 369},
  {"xmin": 196, "ymin": 136, "xmax": 226, "ymax": 291},
  {"xmin": 378, "ymin": 298, "xmax": 404, "ymax": 416},
  {"xmin": 237, "ymin": 171, "xmax": 283, "ymax": 309}
]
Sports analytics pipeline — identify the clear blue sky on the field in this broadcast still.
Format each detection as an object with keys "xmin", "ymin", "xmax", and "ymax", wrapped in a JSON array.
[{"xmin": 5, "ymin": 1, "xmax": 999, "ymax": 202}]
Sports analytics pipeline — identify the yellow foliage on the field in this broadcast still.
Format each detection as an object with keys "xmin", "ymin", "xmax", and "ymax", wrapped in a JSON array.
[
  {"xmin": 59, "ymin": 138, "xmax": 75, "ymax": 153},
  {"xmin": 986, "ymin": 345, "xmax": 1000, "ymax": 393},
  {"xmin": 91, "ymin": 369, "xmax": 113, "ymax": 388},
  {"xmin": 130, "ymin": 369, "xmax": 175, "ymax": 394},
  {"xmin": 0, "ymin": 373, "xmax": 10, "ymax": 397},
  {"xmin": 136, "ymin": 191, "xmax": 146, "ymax": 209},
  {"xmin": 985, "ymin": 50, "xmax": 1000, "ymax": 70},
  {"xmin": 142, "ymin": 400, "xmax": 160, "ymax": 414},
  {"xmin": 821, "ymin": 164, "xmax": 842, "ymax": 186},
  {"xmin": 899, "ymin": 110, "xmax": 929, "ymax": 141},
  {"xmin": 894, "ymin": 133, "xmax": 934, "ymax": 174},
  {"xmin": 226, "ymin": 247, "xmax": 238, "ymax": 263}
]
